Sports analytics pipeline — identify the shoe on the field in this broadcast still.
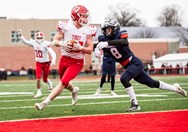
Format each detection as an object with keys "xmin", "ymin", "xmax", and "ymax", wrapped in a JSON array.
[
  {"xmin": 34, "ymin": 92, "xmax": 42, "ymax": 98},
  {"xmin": 127, "ymin": 100, "xmax": 140, "ymax": 112},
  {"xmin": 173, "ymin": 83, "xmax": 187, "ymax": 97},
  {"xmin": 111, "ymin": 91, "xmax": 118, "ymax": 96},
  {"xmin": 95, "ymin": 88, "xmax": 102, "ymax": 96},
  {"xmin": 72, "ymin": 87, "xmax": 79, "ymax": 105},
  {"xmin": 48, "ymin": 80, "xmax": 53, "ymax": 92},
  {"xmin": 35, "ymin": 102, "xmax": 48, "ymax": 110}
]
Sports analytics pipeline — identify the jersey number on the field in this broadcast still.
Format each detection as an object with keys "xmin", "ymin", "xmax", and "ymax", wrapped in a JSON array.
[
  {"xmin": 110, "ymin": 47, "xmax": 122, "ymax": 59},
  {"xmin": 35, "ymin": 50, "xmax": 43, "ymax": 58}
]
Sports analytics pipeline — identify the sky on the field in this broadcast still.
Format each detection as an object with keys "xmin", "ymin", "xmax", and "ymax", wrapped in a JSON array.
[{"xmin": 0, "ymin": 0, "xmax": 188, "ymax": 27}]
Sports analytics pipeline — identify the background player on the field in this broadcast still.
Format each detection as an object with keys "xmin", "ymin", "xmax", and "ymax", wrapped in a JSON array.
[
  {"xmin": 35, "ymin": 5, "xmax": 96, "ymax": 110},
  {"xmin": 17, "ymin": 30, "xmax": 56, "ymax": 98},
  {"xmin": 95, "ymin": 18, "xmax": 187, "ymax": 112},
  {"xmin": 95, "ymin": 26, "xmax": 117, "ymax": 96}
]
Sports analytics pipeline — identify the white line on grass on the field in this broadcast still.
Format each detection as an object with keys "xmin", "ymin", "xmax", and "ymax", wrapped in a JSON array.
[
  {"xmin": 0, "ymin": 97, "xmax": 187, "ymax": 110},
  {"xmin": 0, "ymin": 92, "xmax": 33, "ymax": 95},
  {"xmin": 0, "ymin": 93, "xmax": 168, "ymax": 103}
]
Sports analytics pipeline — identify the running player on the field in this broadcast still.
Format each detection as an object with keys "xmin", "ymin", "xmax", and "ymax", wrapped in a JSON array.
[
  {"xmin": 35, "ymin": 5, "xmax": 96, "ymax": 110},
  {"xmin": 95, "ymin": 18, "xmax": 187, "ymax": 112},
  {"xmin": 17, "ymin": 30, "xmax": 56, "ymax": 98}
]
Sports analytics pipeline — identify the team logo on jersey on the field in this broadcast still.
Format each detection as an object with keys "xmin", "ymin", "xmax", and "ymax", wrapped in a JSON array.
[{"xmin": 72, "ymin": 35, "xmax": 81, "ymax": 41}]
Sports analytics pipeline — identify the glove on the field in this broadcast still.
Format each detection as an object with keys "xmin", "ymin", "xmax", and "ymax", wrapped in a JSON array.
[
  {"xmin": 65, "ymin": 40, "xmax": 74, "ymax": 52},
  {"xmin": 72, "ymin": 43, "xmax": 83, "ymax": 51},
  {"xmin": 96, "ymin": 42, "xmax": 108, "ymax": 50},
  {"xmin": 94, "ymin": 48, "xmax": 101, "ymax": 58},
  {"xmin": 17, "ymin": 29, "xmax": 22, "ymax": 37}
]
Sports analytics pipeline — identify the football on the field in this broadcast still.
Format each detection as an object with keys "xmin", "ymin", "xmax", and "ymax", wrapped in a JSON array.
[
  {"xmin": 66, "ymin": 39, "xmax": 78, "ymax": 52},
  {"xmin": 68, "ymin": 39, "xmax": 78, "ymax": 45}
]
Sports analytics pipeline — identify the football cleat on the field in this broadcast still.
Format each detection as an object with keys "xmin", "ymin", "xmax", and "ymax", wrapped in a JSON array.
[
  {"xmin": 127, "ymin": 99, "xmax": 140, "ymax": 112},
  {"xmin": 34, "ymin": 92, "xmax": 42, "ymax": 99},
  {"xmin": 35, "ymin": 102, "xmax": 48, "ymax": 110},
  {"xmin": 173, "ymin": 83, "xmax": 187, "ymax": 97},
  {"xmin": 72, "ymin": 87, "xmax": 79, "ymax": 105},
  {"xmin": 111, "ymin": 91, "xmax": 118, "ymax": 96},
  {"xmin": 95, "ymin": 88, "xmax": 102, "ymax": 96}
]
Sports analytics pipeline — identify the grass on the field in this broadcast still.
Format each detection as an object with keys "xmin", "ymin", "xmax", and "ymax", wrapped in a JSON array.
[{"xmin": 0, "ymin": 75, "xmax": 188, "ymax": 121}]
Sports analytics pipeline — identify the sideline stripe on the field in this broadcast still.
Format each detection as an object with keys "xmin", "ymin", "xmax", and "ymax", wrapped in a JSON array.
[{"xmin": 0, "ymin": 109, "xmax": 187, "ymax": 123}]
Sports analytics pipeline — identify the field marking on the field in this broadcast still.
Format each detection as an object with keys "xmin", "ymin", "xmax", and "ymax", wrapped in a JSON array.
[
  {"xmin": 0, "ymin": 97, "xmax": 187, "ymax": 110},
  {"xmin": 0, "ymin": 93, "xmax": 168, "ymax": 103},
  {"xmin": 0, "ymin": 92, "xmax": 33, "ymax": 95}
]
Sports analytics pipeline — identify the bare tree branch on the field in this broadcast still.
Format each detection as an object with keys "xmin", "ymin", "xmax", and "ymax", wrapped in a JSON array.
[
  {"xmin": 107, "ymin": 3, "xmax": 145, "ymax": 27},
  {"xmin": 157, "ymin": 5, "xmax": 183, "ymax": 26}
]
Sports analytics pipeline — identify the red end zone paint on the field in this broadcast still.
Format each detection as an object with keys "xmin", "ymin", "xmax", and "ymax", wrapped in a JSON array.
[{"xmin": 0, "ymin": 110, "xmax": 188, "ymax": 132}]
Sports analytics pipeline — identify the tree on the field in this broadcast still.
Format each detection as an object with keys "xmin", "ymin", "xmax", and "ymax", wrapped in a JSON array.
[
  {"xmin": 132, "ymin": 28, "xmax": 159, "ymax": 38},
  {"xmin": 107, "ymin": 3, "xmax": 145, "ymax": 27},
  {"xmin": 171, "ymin": 27, "xmax": 188, "ymax": 46},
  {"xmin": 157, "ymin": 5, "xmax": 183, "ymax": 26}
]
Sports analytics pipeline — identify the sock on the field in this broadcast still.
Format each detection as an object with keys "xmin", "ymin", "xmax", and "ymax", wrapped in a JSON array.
[
  {"xmin": 42, "ymin": 97, "xmax": 51, "ymax": 104},
  {"xmin": 126, "ymin": 86, "xmax": 138, "ymax": 105},
  {"xmin": 159, "ymin": 81, "xmax": 176, "ymax": 91},
  {"xmin": 47, "ymin": 79, "xmax": 52, "ymax": 88},
  {"xmin": 37, "ymin": 89, "xmax": 41, "ymax": 94},
  {"xmin": 72, "ymin": 87, "xmax": 76, "ymax": 93}
]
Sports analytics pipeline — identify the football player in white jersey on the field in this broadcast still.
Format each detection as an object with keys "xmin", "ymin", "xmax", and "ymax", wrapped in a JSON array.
[
  {"xmin": 35, "ymin": 5, "xmax": 96, "ymax": 110},
  {"xmin": 17, "ymin": 30, "xmax": 56, "ymax": 98}
]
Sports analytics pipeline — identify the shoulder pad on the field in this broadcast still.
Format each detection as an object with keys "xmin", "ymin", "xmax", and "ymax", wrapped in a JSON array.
[
  {"xmin": 119, "ymin": 30, "xmax": 128, "ymax": 38},
  {"xmin": 98, "ymin": 35, "xmax": 106, "ymax": 41},
  {"xmin": 56, "ymin": 20, "xmax": 69, "ymax": 32},
  {"xmin": 88, "ymin": 24, "xmax": 97, "ymax": 37}
]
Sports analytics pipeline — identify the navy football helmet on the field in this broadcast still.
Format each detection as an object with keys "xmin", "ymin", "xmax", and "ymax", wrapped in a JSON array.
[{"xmin": 101, "ymin": 18, "xmax": 120, "ymax": 38}]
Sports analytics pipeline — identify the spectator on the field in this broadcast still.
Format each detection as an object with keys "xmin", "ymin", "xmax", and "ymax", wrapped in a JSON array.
[{"xmin": 28, "ymin": 66, "xmax": 34, "ymax": 80}]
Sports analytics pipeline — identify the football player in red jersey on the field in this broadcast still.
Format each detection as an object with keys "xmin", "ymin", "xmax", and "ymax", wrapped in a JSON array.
[
  {"xmin": 35, "ymin": 5, "xmax": 97, "ymax": 110},
  {"xmin": 17, "ymin": 30, "xmax": 56, "ymax": 98},
  {"xmin": 95, "ymin": 18, "xmax": 187, "ymax": 112}
]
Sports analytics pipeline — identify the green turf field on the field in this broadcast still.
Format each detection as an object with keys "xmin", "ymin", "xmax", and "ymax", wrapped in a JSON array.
[{"xmin": 0, "ymin": 76, "xmax": 188, "ymax": 121}]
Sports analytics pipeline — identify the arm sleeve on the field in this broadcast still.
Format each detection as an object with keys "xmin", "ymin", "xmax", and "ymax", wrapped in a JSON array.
[
  {"xmin": 107, "ymin": 38, "xmax": 129, "ymax": 46},
  {"xmin": 48, "ymin": 48, "xmax": 56, "ymax": 63},
  {"xmin": 20, "ymin": 36, "xmax": 33, "ymax": 47}
]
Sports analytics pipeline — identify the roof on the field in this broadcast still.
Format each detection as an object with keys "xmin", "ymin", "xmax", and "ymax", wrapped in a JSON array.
[
  {"xmin": 154, "ymin": 53, "xmax": 188, "ymax": 62},
  {"xmin": 121, "ymin": 27, "xmax": 179, "ymax": 38}
]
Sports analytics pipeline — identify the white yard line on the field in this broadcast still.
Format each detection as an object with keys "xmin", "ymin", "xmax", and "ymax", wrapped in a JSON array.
[
  {"xmin": 0, "ymin": 93, "xmax": 169, "ymax": 102},
  {"xmin": 0, "ymin": 97, "xmax": 187, "ymax": 110}
]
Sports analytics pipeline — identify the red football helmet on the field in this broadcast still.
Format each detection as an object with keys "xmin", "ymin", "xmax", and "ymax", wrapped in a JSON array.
[
  {"xmin": 71, "ymin": 5, "xmax": 89, "ymax": 26},
  {"xmin": 35, "ymin": 32, "xmax": 44, "ymax": 43}
]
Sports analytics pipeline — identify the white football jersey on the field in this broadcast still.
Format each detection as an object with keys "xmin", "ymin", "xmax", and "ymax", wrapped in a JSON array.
[
  {"xmin": 27, "ymin": 40, "xmax": 51, "ymax": 63},
  {"xmin": 57, "ymin": 20, "xmax": 97, "ymax": 59}
]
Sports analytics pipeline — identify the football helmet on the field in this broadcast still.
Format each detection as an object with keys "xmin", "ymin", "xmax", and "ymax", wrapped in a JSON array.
[
  {"xmin": 35, "ymin": 32, "xmax": 44, "ymax": 43},
  {"xmin": 101, "ymin": 18, "xmax": 120, "ymax": 38},
  {"xmin": 71, "ymin": 5, "xmax": 89, "ymax": 26}
]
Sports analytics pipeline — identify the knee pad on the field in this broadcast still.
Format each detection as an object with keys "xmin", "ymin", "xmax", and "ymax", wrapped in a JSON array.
[{"xmin": 120, "ymin": 76, "xmax": 131, "ymax": 88}]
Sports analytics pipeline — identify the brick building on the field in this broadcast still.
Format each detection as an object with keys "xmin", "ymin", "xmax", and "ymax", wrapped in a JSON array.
[{"xmin": 0, "ymin": 18, "xmax": 187, "ymax": 72}]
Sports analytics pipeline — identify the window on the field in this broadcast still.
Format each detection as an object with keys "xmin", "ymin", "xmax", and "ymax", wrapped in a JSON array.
[
  {"xmin": 31, "ymin": 30, "xmax": 39, "ymax": 39},
  {"xmin": 11, "ymin": 31, "xmax": 20, "ymax": 43}
]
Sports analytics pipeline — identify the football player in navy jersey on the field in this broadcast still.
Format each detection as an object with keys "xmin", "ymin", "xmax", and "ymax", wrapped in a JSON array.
[{"xmin": 94, "ymin": 18, "xmax": 187, "ymax": 112}]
